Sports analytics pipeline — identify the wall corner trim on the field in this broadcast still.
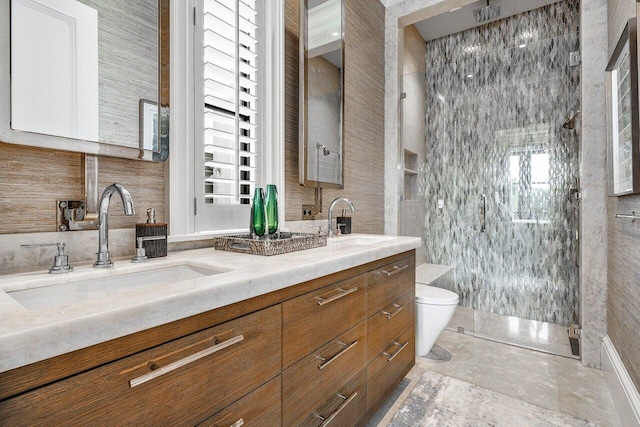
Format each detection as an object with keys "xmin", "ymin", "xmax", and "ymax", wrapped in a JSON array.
[{"xmin": 602, "ymin": 336, "xmax": 640, "ymax": 426}]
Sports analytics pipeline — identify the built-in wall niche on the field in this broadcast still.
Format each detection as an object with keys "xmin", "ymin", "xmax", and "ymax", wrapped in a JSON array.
[{"xmin": 404, "ymin": 149, "xmax": 418, "ymax": 200}]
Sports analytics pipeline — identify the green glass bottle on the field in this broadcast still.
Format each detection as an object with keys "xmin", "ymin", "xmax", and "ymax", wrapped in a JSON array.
[
  {"xmin": 265, "ymin": 184, "xmax": 278, "ymax": 235},
  {"xmin": 252, "ymin": 188, "xmax": 266, "ymax": 237}
]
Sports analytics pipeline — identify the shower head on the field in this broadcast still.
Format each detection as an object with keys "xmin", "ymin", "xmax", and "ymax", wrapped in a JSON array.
[
  {"xmin": 317, "ymin": 143, "xmax": 331, "ymax": 156},
  {"xmin": 562, "ymin": 111, "xmax": 580, "ymax": 130},
  {"xmin": 473, "ymin": 1, "xmax": 501, "ymax": 24}
]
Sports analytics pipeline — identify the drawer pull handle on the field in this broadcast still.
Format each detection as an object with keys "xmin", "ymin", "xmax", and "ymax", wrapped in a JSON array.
[
  {"xmin": 381, "ymin": 264, "xmax": 409, "ymax": 276},
  {"xmin": 383, "ymin": 340, "xmax": 409, "ymax": 362},
  {"xmin": 315, "ymin": 390, "xmax": 358, "ymax": 426},
  {"xmin": 317, "ymin": 339, "xmax": 359, "ymax": 370},
  {"xmin": 129, "ymin": 334, "xmax": 245, "ymax": 388},
  {"xmin": 316, "ymin": 286, "xmax": 358, "ymax": 306},
  {"xmin": 382, "ymin": 303, "xmax": 405, "ymax": 319},
  {"xmin": 230, "ymin": 419, "xmax": 244, "ymax": 427}
]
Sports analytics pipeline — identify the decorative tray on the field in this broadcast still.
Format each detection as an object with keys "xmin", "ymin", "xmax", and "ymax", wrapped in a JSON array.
[{"xmin": 212, "ymin": 232, "xmax": 327, "ymax": 256}]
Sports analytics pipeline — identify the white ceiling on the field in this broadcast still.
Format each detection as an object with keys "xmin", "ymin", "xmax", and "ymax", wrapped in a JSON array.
[
  {"xmin": 378, "ymin": 0, "xmax": 401, "ymax": 6},
  {"xmin": 411, "ymin": 0, "xmax": 560, "ymax": 42}
]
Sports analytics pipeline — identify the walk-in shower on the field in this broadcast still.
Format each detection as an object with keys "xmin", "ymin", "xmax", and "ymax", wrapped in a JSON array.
[{"xmin": 400, "ymin": 0, "xmax": 581, "ymax": 358}]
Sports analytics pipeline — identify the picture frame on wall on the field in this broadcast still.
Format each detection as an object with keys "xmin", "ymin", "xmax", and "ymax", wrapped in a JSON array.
[{"xmin": 606, "ymin": 18, "xmax": 640, "ymax": 196}]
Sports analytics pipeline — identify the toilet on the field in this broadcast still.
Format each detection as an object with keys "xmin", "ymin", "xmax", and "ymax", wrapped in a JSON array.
[{"xmin": 415, "ymin": 281, "xmax": 459, "ymax": 357}]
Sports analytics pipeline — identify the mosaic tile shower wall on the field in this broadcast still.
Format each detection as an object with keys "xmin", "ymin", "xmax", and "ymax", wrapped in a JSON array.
[{"xmin": 422, "ymin": 0, "xmax": 580, "ymax": 326}]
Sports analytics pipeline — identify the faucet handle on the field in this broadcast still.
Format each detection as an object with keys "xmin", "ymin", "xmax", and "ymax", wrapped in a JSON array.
[
  {"xmin": 21, "ymin": 243, "xmax": 73, "ymax": 274},
  {"xmin": 337, "ymin": 223, "xmax": 346, "ymax": 236}
]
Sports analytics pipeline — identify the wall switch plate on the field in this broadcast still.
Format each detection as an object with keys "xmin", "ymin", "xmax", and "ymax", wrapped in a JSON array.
[{"xmin": 302, "ymin": 205, "xmax": 314, "ymax": 220}]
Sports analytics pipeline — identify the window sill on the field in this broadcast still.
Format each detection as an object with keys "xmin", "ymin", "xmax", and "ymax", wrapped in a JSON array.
[{"xmin": 168, "ymin": 229, "xmax": 248, "ymax": 243}]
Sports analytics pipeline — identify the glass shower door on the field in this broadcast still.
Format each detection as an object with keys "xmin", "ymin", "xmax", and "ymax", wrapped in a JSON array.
[{"xmin": 422, "ymin": 0, "xmax": 581, "ymax": 358}]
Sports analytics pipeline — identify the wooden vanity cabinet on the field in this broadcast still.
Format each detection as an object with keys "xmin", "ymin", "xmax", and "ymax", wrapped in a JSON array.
[
  {"xmin": 282, "ymin": 272, "xmax": 368, "ymax": 368},
  {"xmin": 367, "ymin": 254, "xmax": 414, "ymax": 316},
  {"xmin": 362, "ymin": 254, "xmax": 415, "ymax": 422},
  {"xmin": 0, "ymin": 250, "xmax": 416, "ymax": 426},
  {"xmin": 282, "ymin": 321, "xmax": 368, "ymax": 425},
  {"xmin": 294, "ymin": 368, "xmax": 368, "ymax": 427},
  {"xmin": 367, "ymin": 327, "xmax": 415, "ymax": 413},
  {"xmin": 0, "ymin": 305, "xmax": 282, "ymax": 426},
  {"xmin": 197, "ymin": 376, "xmax": 282, "ymax": 427}
]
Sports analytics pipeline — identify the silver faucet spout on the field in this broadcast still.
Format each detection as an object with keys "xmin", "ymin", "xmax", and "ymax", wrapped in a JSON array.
[
  {"xmin": 328, "ymin": 197, "xmax": 355, "ymax": 237},
  {"xmin": 94, "ymin": 183, "xmax": 135, "ymax": 268}
]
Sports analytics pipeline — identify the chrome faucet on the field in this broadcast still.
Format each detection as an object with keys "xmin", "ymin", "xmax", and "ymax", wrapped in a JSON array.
[
  {"xmin": 94, "ymin": 183, "xmax": 135, "ymax": 268},
  {"xmin": 328, "ymin": 197, "xmax": 355, "ymax": 237}
]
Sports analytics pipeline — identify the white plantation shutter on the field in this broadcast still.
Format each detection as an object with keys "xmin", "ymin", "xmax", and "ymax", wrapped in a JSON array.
[{"xmin": 195, "ymin": 0, "xmax": 260, "ymax": 231}]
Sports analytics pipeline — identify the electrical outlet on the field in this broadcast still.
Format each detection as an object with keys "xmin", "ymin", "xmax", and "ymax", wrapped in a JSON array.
[{"xmin": 302, "ymin": 205, "xmax": 314, "ymax": 220}]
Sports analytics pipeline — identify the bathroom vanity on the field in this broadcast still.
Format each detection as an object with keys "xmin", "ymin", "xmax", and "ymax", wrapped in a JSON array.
[{"xmin": 0, "ymin": 235, "xmax": 419, "ymax": 426}]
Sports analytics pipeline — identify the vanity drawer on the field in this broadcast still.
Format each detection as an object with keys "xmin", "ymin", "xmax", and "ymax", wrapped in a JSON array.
[
  {"xmin": 0, "ymin": 305, "xmax": 282, "ymax": 426},
  {"xmin": 197, "ymin": 376, "xmax": 281, "ymax": 427},
  {"xmin": 367, "ymin": 254, "xmax": 414, "ymax": 316},
  {"xmin": 367, "ymin": 291, "xmax": 414, "ymax": 362},
  {"xmin": 282, "ymin": 321, "xmax": 367, "ymax": 426},
  {"xmin": 283, "ymin": 273, "xmax": 367, "ymax": 368},
  {"xmin": 291, "ymin": 367, "xmax": 367, "ymax": 427},
  {"xmin": 367, "ymin": 327, "xmax": 414, "ymax": 412}
]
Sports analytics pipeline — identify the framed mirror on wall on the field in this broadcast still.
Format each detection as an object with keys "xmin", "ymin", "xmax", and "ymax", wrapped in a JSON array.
[
  {"xmin": 606, "ymin": 18, "xmax": 640, "ymax": 195},
  {"xmin": 0, "ymin": 0, "xmax": 169, "ymax": 162},
  {"xmin": 299, "ymin": 0, "xmax": 344, "ymax": 189}
]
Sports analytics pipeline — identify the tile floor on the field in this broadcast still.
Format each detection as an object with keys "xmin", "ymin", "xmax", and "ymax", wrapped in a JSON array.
[
  {"xmin": 448, "ymin": 306, "xmax": 575, "ymax": 357},
  {"xmin": 370, "ymin": 330, "xmax": 621, "ymax": 427}
]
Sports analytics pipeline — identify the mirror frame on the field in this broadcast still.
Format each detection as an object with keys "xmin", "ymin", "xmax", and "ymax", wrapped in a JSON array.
[
  {"xmin": 606, "ymin": 18, "xmax": 640, "ymax": 196},
  {"xmin": 298, "ymin": 0, "xmax": 345, "ymax": 189},
  {"xmin": 0, "ymin": 0, "xmax": 170, "ymax": 162}
]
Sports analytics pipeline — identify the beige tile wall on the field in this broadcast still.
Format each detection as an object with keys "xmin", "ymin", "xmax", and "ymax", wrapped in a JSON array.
[
  {"xmin": 1, "ymin": 0, "xmax": 386, "ymax": 237},
  {"xmin": 0, "ymin": 142, "xmax": 165, "ymax": 234}
]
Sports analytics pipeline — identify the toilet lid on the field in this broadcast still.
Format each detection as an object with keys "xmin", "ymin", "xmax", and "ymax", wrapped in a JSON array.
[{"xmin": 415, "ymin": 284, "xmax": 459, "ymax": 305}]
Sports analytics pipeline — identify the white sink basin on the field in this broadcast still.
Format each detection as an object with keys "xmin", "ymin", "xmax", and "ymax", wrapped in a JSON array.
[
  {"xmin": 7, "ymin": 265, "xmax": 222, "ymax": 310},
  {"xmin": 330, "ymin": 235, "xmax": 396, "ymax": 246}
]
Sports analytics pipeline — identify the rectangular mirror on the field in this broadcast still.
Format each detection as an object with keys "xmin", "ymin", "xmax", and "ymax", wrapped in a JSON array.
[
  {"xmin": 299, "ymin": 0, "xmax": 344, "ymax": 188},
  {"xmin": 606, "ymin": 18, "xmax": 640, "ymax": 195},
  {"xmin": 0, "ymin": 0, "xmax": 169, "ymax": 161}
]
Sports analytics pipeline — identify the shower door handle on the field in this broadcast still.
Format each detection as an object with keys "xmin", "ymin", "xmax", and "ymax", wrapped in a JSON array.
[{"xmin": 479, "ymin": 194, "xmax": 486, "ymax": 233}]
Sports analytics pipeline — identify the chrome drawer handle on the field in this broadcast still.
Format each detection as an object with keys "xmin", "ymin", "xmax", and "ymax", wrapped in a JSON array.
[
  {"xmin": 381, "ymin": 264, "xmax": 409, "ymax": 276},
  {"xmin": 382, "ymin": 303, "xmax": 405, "ymax": 319},
  {"xmin": 382, "ymin": 340, "xmax": 409, "ymax": 362},
  {"xmin": 230, "ymin": 419, "xmax": 244, "ymax": 427},
  {"xmin": 317, "ymin": 339, "xmax": 359, "ymax": 370},
  {"xmin": 129, "ymin": 334, "xmax": 245, "ymax": 388},
  {"xmin": 316, "ymin": 286, "xmax": 358, "ymax": 306},
  {"xmin": 315, "ymin": 390, "xmax": 358, "ymax": 426}
]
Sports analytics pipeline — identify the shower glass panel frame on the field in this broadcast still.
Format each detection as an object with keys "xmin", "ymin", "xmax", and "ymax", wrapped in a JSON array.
[{"xmin": 418, "ymin": 0, "xmax": 581, "ymax": 358}]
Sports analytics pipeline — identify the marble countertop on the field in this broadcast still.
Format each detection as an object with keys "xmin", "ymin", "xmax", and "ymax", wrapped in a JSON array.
[{"xmin": 0, "ymin": 234, "xmax": 420, "ymax": 373}]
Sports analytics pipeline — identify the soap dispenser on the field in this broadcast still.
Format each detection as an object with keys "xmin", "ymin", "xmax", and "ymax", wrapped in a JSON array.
[
  {"xmin": 336, "ymin": 209, "xmax": 352, "ymax": 234},
  {"xmin": 135, "ymin": 208, "xmax": 167, "ymax": 258}
]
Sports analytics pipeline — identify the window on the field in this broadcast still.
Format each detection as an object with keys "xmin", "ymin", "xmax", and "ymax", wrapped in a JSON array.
[
  {"xmin": 194, "ymin": 0, "xmax": 259, "ymax": 231},
  {"xmin": 168, "ymin": 0, "xmax": 283, "ymax": 238},
  {"xmin": 509, "ymin": 151, "xmax": 551, "ymax": 221}
]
